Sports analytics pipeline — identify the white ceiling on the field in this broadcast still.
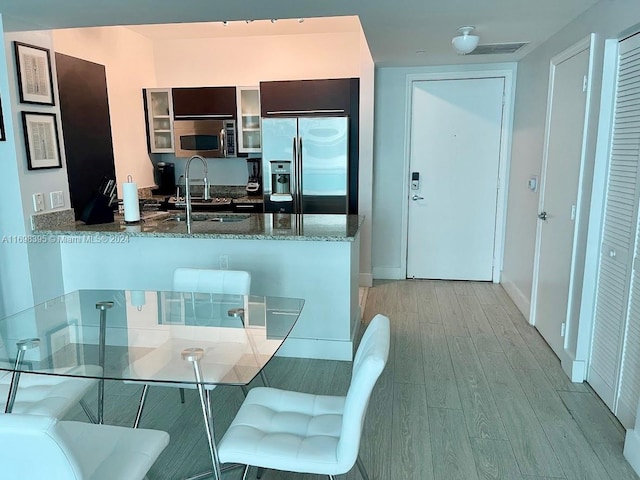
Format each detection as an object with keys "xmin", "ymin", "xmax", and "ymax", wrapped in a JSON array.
[{"xmin": 0, "ymin": 0, "xmax": 601, "ymax": 66}]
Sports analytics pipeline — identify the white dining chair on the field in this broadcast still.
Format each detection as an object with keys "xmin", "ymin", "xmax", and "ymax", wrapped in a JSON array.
[
  {"xmin": 0, "ymin": 365, "xmax": 102, "ymax": 420},
  {"xmin": 0, "ymin": 413, "xmax": 169, "ymax": 479},
  {"xmin": 173, "ymin": 268, "xmax": 251, "ymax": 296},
  {"xmin": 217, "ymin": 313, "xmax": 390, "ymax": 480},
  {"xmin": 130, "ymin": 268, "xmax": 252, "ymax": 427}
]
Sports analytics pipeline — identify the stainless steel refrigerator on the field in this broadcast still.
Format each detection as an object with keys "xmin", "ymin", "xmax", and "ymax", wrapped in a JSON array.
[{"xmin": 262, "ymin": 116, "xmax": 349, "ymax": 214}]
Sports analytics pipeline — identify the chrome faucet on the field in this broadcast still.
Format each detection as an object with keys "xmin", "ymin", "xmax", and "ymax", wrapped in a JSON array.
[{"xmin": 184, "ymin": 155, "xmax": 209, "ymax": 233}]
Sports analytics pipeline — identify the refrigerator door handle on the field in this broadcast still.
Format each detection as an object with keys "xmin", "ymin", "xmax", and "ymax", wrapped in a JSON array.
[
  {"xmin": 298, "ymin": 136, "xmax": 303, "ymax": 214},
  {"xmin": 292, "ymin": 136, "xmax": 298, "ymax": 212}
]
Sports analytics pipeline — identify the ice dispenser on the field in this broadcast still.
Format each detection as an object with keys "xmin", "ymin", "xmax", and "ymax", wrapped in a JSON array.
[{"xmin": 270, "ymin": 161, "xmax": 293, "ymax": 202}]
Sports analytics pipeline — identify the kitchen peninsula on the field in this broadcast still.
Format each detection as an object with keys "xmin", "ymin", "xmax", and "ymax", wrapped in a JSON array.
[{"xmin": 34, "ymin": 213, "xmax": 363, "ymax": 361}]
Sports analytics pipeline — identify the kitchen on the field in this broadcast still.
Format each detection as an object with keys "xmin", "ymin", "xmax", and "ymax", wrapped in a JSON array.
[
  {"xmin": 52, "ymin": 17, "xmax": 372, "ymax": 234},
  {"xmin": 0, "ymin": 17, "xmax": 375, "ymax": 319},
  {"xmin": 0, "ymin": 18, "xmax": 373, "ymax": 360}
]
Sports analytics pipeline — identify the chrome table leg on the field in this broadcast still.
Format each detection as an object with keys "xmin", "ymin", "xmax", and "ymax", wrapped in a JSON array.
[
  {"xmin": 182, "ymin": 347, "xmax": 222, "ymax": 480},
  {"xmin": 5, "ymin": 338, "xmax": 40, "ymax": 413},
  {"xmin": 95, "ymin": 301, "xmax": 113, "ymax": 424}
]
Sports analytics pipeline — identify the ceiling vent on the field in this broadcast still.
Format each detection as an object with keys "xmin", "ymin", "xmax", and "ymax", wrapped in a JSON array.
[{"xmin": 467, "ymin": 42, "xmax": 528, "ymax": 55}]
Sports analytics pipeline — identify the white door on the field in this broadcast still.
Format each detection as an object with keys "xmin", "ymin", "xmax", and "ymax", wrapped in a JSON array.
[
  {"xmin": 531, "ymin": 47, "xmax": 590, "ymax": 358},
  {"xmin": 407, "ymin": 78, "xmax": 504, "ymax": 280},
  {"xmin": 589, "ymin": 32, "xmax": 640, "ymax": 427}
]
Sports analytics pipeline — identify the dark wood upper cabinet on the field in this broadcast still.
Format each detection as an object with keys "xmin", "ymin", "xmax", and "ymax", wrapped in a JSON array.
[
  {"xmin": 172, "ymin": 87, "xmax": 237, "ymax": 119},
  {"xmin": 260, "ymin": 78, "xmax": 358, "ymax": 117},
  {"xmin": 56, "ymin": 52, "xmax": 117, "ymax": 220}
]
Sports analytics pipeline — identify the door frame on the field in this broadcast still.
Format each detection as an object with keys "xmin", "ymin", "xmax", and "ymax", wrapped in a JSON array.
[
  {"xmin": 401, "ymin": 68, "xmax": 516, "ymax": 282},
  {"xmin": 530, "ymin": 34, "xmax": 596, "ymax": 380}
]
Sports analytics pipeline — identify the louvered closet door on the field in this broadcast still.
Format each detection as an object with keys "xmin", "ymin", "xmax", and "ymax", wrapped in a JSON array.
[{"xmin": 589, "ymin": 32, "xmax": 640, "ymax": 428}]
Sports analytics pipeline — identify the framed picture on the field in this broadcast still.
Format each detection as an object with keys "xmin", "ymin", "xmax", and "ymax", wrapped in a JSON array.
[
  {"xmin": 47, "ymin": 322, "xmax": 80, "ymax": 369},
  {"xmin": 14, "ymin": 41, "xmax": 55, "ymax": 105},
  {"xmin": 0, "ymin": 97, "xmax": 5, "ymax": 141},
  {"xmin": 21, "ymin": 111, "xmax": 62, "ymax": 170}
]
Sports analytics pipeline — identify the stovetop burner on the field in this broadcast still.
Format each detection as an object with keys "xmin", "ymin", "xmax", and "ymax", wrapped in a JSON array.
[{"xmin": 169, "ymin": 196, "xmax": 231, "ymax": 205}]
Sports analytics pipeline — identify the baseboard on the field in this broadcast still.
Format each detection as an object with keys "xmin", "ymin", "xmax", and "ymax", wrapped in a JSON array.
[
  {"xmin": 276, "ymin": 337, "xmax": 354, "ymax": 361},
  {"xmin": 359, "ymin": 273, "xmax": 373, "ymax": 287},
  {"xmin": 500, "ymin": 274, "xmax": 531, "ymax": 322},
  {"xmin": 561, "ymin": 351, "xmax": 586, "ymax": 382},
  {"xmin": 625, "ymin": 429, "xmax": 640, "ymax": 477},
  {"xmin": 373, "ymin": 266, "xmax": 404, "ymax": 280}
]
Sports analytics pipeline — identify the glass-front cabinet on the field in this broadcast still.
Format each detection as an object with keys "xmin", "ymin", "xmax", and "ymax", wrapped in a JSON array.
[
  {"xmin": 236, "ymin": 86, "xmax": 261, "ymax": 153},
  {"xmin": 145, "ymin": 88, "xmax": 174, "ymax": 153}
]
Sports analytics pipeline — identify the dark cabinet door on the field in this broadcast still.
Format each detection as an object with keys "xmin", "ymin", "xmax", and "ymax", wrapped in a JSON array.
[
  {"xmin": 260, "ymin": 78, "xmax": 357, "ymax": 117},
  {"xmin": 55, "ymin": 52, "xmax": 116, "ymax": 220},
  {"xmin": 172, "ymin": 87, "xmax": 237, "ymax": 119}
]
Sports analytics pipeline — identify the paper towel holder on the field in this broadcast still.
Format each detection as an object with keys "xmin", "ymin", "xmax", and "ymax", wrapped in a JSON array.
[{"xmin": 123, "ymin": 174, "xmax": 142, "ymax": 224}]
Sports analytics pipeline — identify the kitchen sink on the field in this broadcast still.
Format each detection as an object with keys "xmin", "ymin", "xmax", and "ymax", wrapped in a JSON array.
[
  {"xmin": 209, "ymin": 214, "xmax": 250, "ymax": 223},
  {"xmin": 163, "ymin": 213, "xmax": 209, "ymax": 222},
  {"xmin": 163, "ymin": 213, "xmax": 249, "ymax": 223}
]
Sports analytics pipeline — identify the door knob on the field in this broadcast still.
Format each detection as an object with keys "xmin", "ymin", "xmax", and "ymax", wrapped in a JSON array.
[
  {"xmin": 538, "ymin": 211, "xmax": 548, "ymax": 220},
  {"xmin": 412, "ymin": 195, "xmax": 424, "ymax": 201}
]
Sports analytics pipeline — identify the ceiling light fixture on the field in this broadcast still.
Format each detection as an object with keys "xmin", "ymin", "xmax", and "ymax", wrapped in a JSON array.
[
  {"xmin": 222, "ymin": 21, "xmax": 228, "ymax": 26},
  {"xmin": 298, "ymin": 18, "xmax": 305, "ymax": 23},
  {"xmin": 270, "ymin": 19, "xmax": 278, "ymax": 24},
  {"xmin": 245, "ymin": 19, "xmax": 254, "ymax": 24},
  {"xmin": 452, "ymin": 26, "xmax": 479, "ymax": 55}
]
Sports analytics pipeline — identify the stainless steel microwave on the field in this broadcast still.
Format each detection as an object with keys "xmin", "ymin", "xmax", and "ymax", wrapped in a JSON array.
[{"xmin": 173, "ymin": 119, "xmax": 237, "ymax": 158}]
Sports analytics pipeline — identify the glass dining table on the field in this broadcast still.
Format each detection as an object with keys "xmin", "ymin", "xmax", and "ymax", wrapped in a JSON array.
[{"xmin": 0, "ymin": 289, "xmax": 304, "ymax": 480}]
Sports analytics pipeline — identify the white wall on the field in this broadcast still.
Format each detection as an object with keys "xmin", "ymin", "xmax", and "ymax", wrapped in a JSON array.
[
  {"xmin": 358, "ymin": 23, "xmax": 375, "ymax": 286},
  {"xmin": 502, "ymin": 0, "xmax": 640, "ymax": 324},
  {"xmin": 372, "ymin": 62, "xmax": 517, "ymax": 279},
  {"xmin": 52, "ymin": 27, "xmax": 157, "ymax": 191},
  {"xmin": 0, "ymin": 16, "xmax": 32, "ymax": 317},
  {"xmin": 1, "ymin": 28, "xmax": 71, "ymax": 314}
]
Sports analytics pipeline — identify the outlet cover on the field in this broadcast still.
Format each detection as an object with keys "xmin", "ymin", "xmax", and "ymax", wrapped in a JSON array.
[
  {"xmin": 50, "ymin": 191, "xmax": 64, "ymax": 208},
  {"xmin": 33, "ymin": 193, "xmax": 45, "ymax": 212},
  {"xmin": 219, "ymin": 255, "xmax": 229, "ymax": 270}
]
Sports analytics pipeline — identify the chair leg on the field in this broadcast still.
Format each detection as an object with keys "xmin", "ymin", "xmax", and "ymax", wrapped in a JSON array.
[
  {"xmin": 356, "ymin": 455, "xmax": 371, "ymax": 480},
  {"xmin": 133, "ymin": 384, "xmax": 149, "ymax": 428},
  {"xmin": 259, "ymin": 370, "xmax": 271, "ymax": 387},
  {"xmin": 179, "ymin": 387, "xmax": 186, "ymax": 403},
  {"xmin": 241, "ymin": 465, "xmax": 250, "ymax": 480}
]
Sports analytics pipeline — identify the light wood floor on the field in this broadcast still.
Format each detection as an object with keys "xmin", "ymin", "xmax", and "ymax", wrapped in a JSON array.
[{"xmin": 65, "ymin": 280, "xmax": 639, "ymax": 479}]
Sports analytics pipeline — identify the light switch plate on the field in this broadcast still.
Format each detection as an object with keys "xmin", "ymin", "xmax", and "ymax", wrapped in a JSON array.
[
  {"xmin": 33, "ymin": 193, "xmax": 45, "ymax": 212},
  {"xmin": 50, "ymin": 191, "xmax": 64, "ymax": 209}
]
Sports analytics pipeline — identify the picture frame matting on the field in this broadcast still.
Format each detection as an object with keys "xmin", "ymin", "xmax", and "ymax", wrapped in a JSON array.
[
  {"xmin": 14, "ymin": 41, "xmax": 55, "ymax": 106},
  {"xmin": 21, "ymin": 111, "xmax": 62, "ymax": 170}
]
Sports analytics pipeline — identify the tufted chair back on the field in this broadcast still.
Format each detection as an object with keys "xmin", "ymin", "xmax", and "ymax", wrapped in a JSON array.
[
  {"xmin": 337, "ymin": 314, "xmax": 390, "ymax": 467},
  {"xmin": 173, "ymin": 268, "xmax": 251, "ymax": 295}
]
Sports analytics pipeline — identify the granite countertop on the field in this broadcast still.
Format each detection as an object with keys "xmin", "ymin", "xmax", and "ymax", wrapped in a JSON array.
[{"xmin": 33, "ymin": 212, "xmax": 364, "ymax": 242}]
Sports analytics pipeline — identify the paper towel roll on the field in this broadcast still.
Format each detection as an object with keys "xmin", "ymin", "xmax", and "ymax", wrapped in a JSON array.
[{"xmin": 123, "ymin": 179, "xmax": 140, "ymax": 222}]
